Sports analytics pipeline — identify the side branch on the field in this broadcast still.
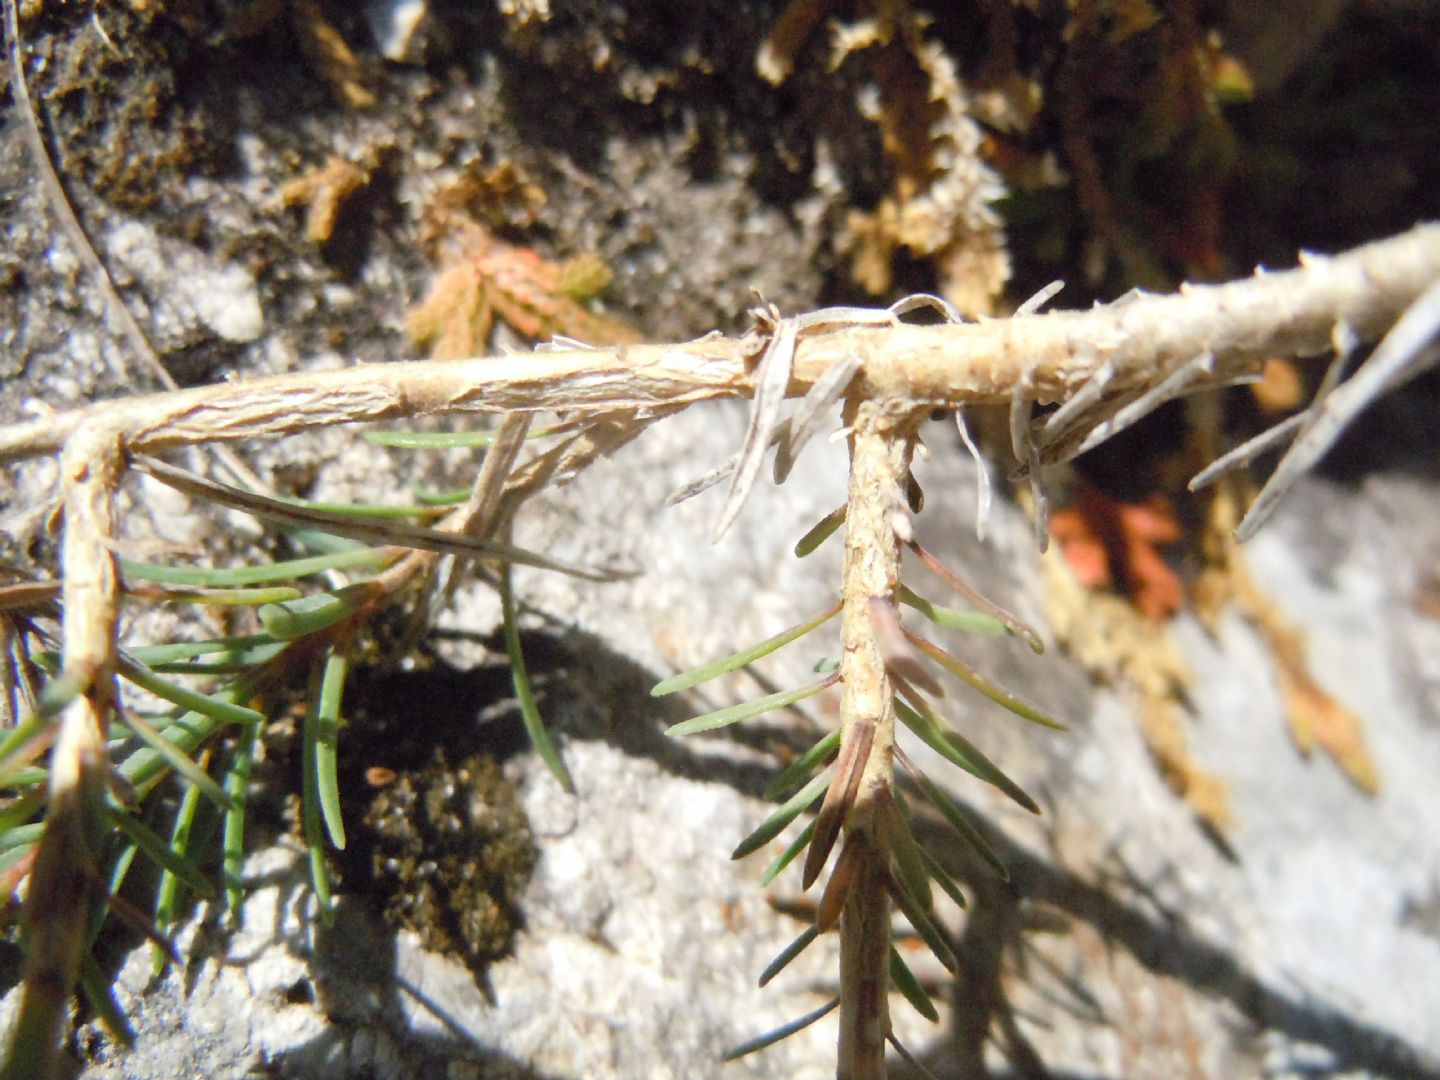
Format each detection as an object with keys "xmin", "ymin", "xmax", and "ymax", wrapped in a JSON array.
[{"xmin": 2, "ymin": 223, "xmax": 1436, "ymax": 463}]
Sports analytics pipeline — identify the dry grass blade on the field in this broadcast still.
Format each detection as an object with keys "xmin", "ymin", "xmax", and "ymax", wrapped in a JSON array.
[
  {"xmin": 954, "ymin": 409, "xmax": 993, "ymax": 542},
  {"xmin": 868, "ymin": 597, "xmax": 943, "ymax": 697},
  {"xmin": 713, "ymin": 317, "xmax": 798, "ymax": 541}
]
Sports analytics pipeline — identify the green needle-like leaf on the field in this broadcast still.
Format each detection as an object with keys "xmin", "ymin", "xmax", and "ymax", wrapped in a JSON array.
[
  {"xmin": 311, "ymin": 646, "xmax": 348, "ymax": 850},
  {"xmin": 409, "ymin": 482, "xmax": 471, "ymax": 505},
  {"xmin": 903, "ymin": 751, "xmax": 1008, "ymax": 881},
  {"xmin": 895, "ymin": 698, "xmax": 1040, "ymax": 815},
  {"xmin": 125, "ymin": 636, "xmax": 286, "ymax": 670},
  {"xmin": 721, "ymin": 997, "xmax": 839, "ymax": 1061},
  {"xmin": 223, "ymin": 722, "xmax": 259, "ymax": 916},
  {"xmin": 764, "ymin": 728, "xmax": 841, "ymax": 801},
  {"xmin": 905, "ymin": 631, "xmax": 1067, "ymax": 731},
  {"xmin": 109, "ymin": 808, "xmax": 215, "ymax": 900},
  {"xmin": 885, "ymin": 798, "xmax": 934, "ymax": 915},
  {"xmin": 365, "ymin": 426, "xmax": 553, "ymax": 449},
  {"xmin": 918, "ymin": 844, "xmax": 967, "ymax": 911},
  {"xmin": 759, "ymin": 926, "xmax": 820, "ymax": 987},
  {"xmin": 794, "ymin": 505, "xmax": 846, "ymax": 557},
  {"xmin": 119, "ymin": 683, "xmax": 258, "ymax": 795},
  {"xmin": 117, "ymin": 659, "xmax": 265, "ymax": 728},
  {"xmin": 897, "ymin": 585, "xmax": 1008, "ymax": 636},
  {"xmin": 133, "ymin": 585, "xmax": 302, "ymax": 607},
  {"xmin": 272, "ymin": 496, "xmax": 446, "ymax": 520},
  {"xmin": 120, "ymin": 710, "xmax": 234, "ymax": 813},
  {"xmin": 79, "ymin": 953, "xmax": 135, "ymax": 1048},
  {"xmin": 887, "ymin": 868, "xmax": 959, "ymax": 976},
  {"xmin": 300, "ymin": 685, "xmax": 334, "ymax": 924},
  {"xmin": 500, "ymin": 564, "xmax": 574, "ymax": 792},
  {"xmin": 732, "ymin": 770, "xmax": 831, "ymax": 860},
  {"xmin": 760, "ymin": 819, "xmax": 817, "ymax": 886},
  {"xmin": 120, "ymin": 547, "xmax": 391, "ymax": 588},
  {"xmin": 258, "ymin": 583, "xmax": 378, "ymax": 640},
  {"xmin": 651, "ymin": 602, "xmax": 841, "ymax": 697},
  {"xmin": 664, "ymin": 674, "xmax": 837, "ymax": 737},
  {"xmin": 890, "ymin": 948, "xmax": 940, "ymax": 1023},
  {"xmin": 154, "ymin": 753, "xmax": 206, "ymax": 973}
]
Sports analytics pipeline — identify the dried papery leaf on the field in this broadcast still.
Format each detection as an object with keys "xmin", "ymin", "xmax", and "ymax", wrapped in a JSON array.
[
  {"xmin": 1063, "ymin": 351, "xmax": 1217, "ymax": 464},
  {"xmin": 1037, "ymin": 359, "xmax": 1115, "ymax": 449},
  {"xmin": 765, "ymin": 727, "xmax": 842, "ymax": 800},
  {"xmin": 868, "ymin": 596, "xmax": 943, "ymax": 697},
  {"xmin": 889, "ymin": 947, "xmax": 939, "ymax": 1023},
  {"xmin": 803, "ymin": 721, "xmax": 875, "ymax": 890},
  {"xmin": 760, "ymin": 819, "xmax": 817, "ymax": 886},
  {"xmin": 903, "ymin": 629, "xmax": 1065, "ymax": 732},
  {"xmin": 1015, "ymin": 280, "xmax": 1066, "ymax": 317},
  {"xmin": 1010, "ymin": 373, "xmax": 1050, "ymax": 552},
  {"xmin": 954, "ymin": 409, "xmax": 992, "ymax": 542},
  {"xmin": 714, "ymin": 317, "xmax": 799, "ymax": 542},
  {"xmin": 815, "ymin": 833, "xmax": 862, "ymax": 932},
  {"xmin": 756, "ymin": 0, "xmax": 834, "ymax": 83},
  {"xmin": 759, "ymin": 925, "xmax": 821, "ymax": 988},
  {"xmin": 1189, "ymin": 410, "xmax": 1307, "ymax": 492},
  {"xmin": 794, "ymin": 505, "xmax": 846, "ymax": 557},
  {"xmin": 664, "ymin": 674, "xmax": 838, "ymax": 737},
  {"xmin": 885, "ymin": 867, "xmax": 958, "ymax": 975},
  {"xmin": 1238, "ymin": 276, "xmax": 1440, "ymax": 541},
  {"xmin": 721, "ymin": 997, "xmax": 839, "ymax": 1061},
  {"xmin": 773, "ymin": 355, "xmax": 861, "ymax": 484},
  {"xmin": 893, "ymin": 693, "xmax": 1041, "ymax": 814},
  {"xmin": 134, "ymin": 456, "xmax": 628, "ymax": 582},
  {"xmin": 896, "ymin": 746, "xmax": 1008, "ymax": 880},
  {"xmin": 907, "ymin": 541, "xmax": 1043, "ymax": 654},
  {"xmin": 731, "ymin": 769, "xmax": 831, "ymax": 860},
  {"xmin": 652, "ymin": 601, "xmax": 841, "ymax": 697}
]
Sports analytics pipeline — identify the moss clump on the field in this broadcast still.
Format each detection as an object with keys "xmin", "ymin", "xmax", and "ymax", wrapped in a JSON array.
[{"xmin": 356, "ymin": 749, "xmax": 536, "ymax": 967}]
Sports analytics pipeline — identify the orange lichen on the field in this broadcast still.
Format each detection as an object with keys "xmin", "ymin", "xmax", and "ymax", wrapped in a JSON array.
[{"xmin": 1049, "ymin": 480, "xmax": 1185, "ymax": 622}]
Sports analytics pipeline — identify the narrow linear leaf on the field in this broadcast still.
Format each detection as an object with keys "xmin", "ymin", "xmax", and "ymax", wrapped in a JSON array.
[
  {"xmin": 119, "ymin": 683, "xmax": 258, "ymax": 795},
  {"xmin": 898, "ymin": 585, "xmax": 1008, "ymax": 637},
  {"xmin": 886, "ymin": 869, "xmax": 959, "ymax": 976},
  {"xmin": 883, "ymin": 794, "xmax": 934, "ymax": 915},
  {"xmin": 0, "ymin": 713, "xmax": 54, "ymax": 788},
  {"xmin": 890, "ymin": 948, "xmax": 940, "ymax": 1023},
  {"xmin": 300, "ymin": 687, "xmax": 334, "ymax": 924},
  {"xmin": 721, "ymin": 997, "xmax": 839, "ymax": 1061},
  {"xmin": 760, "ymin": 818, "xmax": 817, "ymax": 886},
  {"xmin": 409, "ymin": 482, "xmax": 472, "ymax": 506},
  {"xmin": 888, "ymin": 1032, "xmax": 945, "ymax": 1080},
  {"xmin": 273, "ymin": 496, "xmax": 446, "ymax": 521},
  {"xmin": 918, "ymin": 844, "xmax": 968, "ymax": 911},
  {"xmin": 0, "ymin": 823, "xmax": 45, "ymax": 854},
  {"xmin": 311, "ymin": 646, "xmax": 349, "ymax": 850},
  {"xmin": 120, "ymin": 547, "xmax": 390, "ymax": 588},
  {"xmin": 714, "ymin": 315, "xmax": 798, "ymax": 542},
  {"xmin": 223, "ymin": 721, "xmax": 259, "ymax": 915},
  {"xmin": 794, "ymin": 505, "xmax": 846, "ymax": 558},
  {"xmin": 79, "ymin": 953, "xmax": 135, "ymax": 1048},
  {"xmin": 117, "ymin": 658, "xmax": 265, "ymax": 727},
  {"xmin": 500, "ymin": 564, "xmax": 574, "ymax": 792},
  {"xmin": 815, "ymin": 835, "xmax": 860, "ymax": 932},
  {"xmin": 283, "ymin": 529, "xmax": 368, "ymax": 556},
  {"xmin": 732, "ymin": 769, "xmax": 831, "ymax": 860},
  {"xmin": 904, "ymin": 631, "xmax": 1066, "ymax": 731},
  {"xmin": 764, "ymin": 728, "xmax": 841, "ymax": 801},
  {"xmin": 93, "ymin": 844, "xmax": 140, "ymax": 944},
  {"xmin": 899, "ymin": 747, "xmax": 1008, "ymax": 881},
  {"xmin": 664, "ymin": 674, "xmax": 837, "ymax": 737},
  {"xmin": 365, "ymin": 426, "xmax": 553, "ymax": 449},
  {"xmin": 870, "ymin": 597, "xmax": 943, "ymax": 697},
  {"xmin": 0, "ymin": 792, "xmax": 45, "ymax": 837},
  {"xmin": 120, "ymin": 709, "xmax": 234, "ymax": 813},
  {"xmin": 133, "ymin": 585, "xmax": 302, "ymax": 607},
  {"xmin": 651, "ymin": 601, "xmax": 841, "ymax": 697},
  {"xmin": 126, "ymin": 635, "xmax": 285, "ymax": 669},
  {"xmin": 906, "ymin": 541, "xmax": 1044, "ymax": 654},
  {"xmin": 154, "ymin": 751, "xmax": 207, "ymax": 973},
  {"xmin": 258, "ymin": 583, "xmax": 378, "ymax": 641},
  {"xmin": 109, "ymin": 808, "xmax": 215, "ymax": 900},
  {"xmin": 895, "ymin": 697, "xmax": 1039, "ymax": 815},
  {"xmin": 759, "ymin": 926, "xmax": 820, "ymax": 988}
]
